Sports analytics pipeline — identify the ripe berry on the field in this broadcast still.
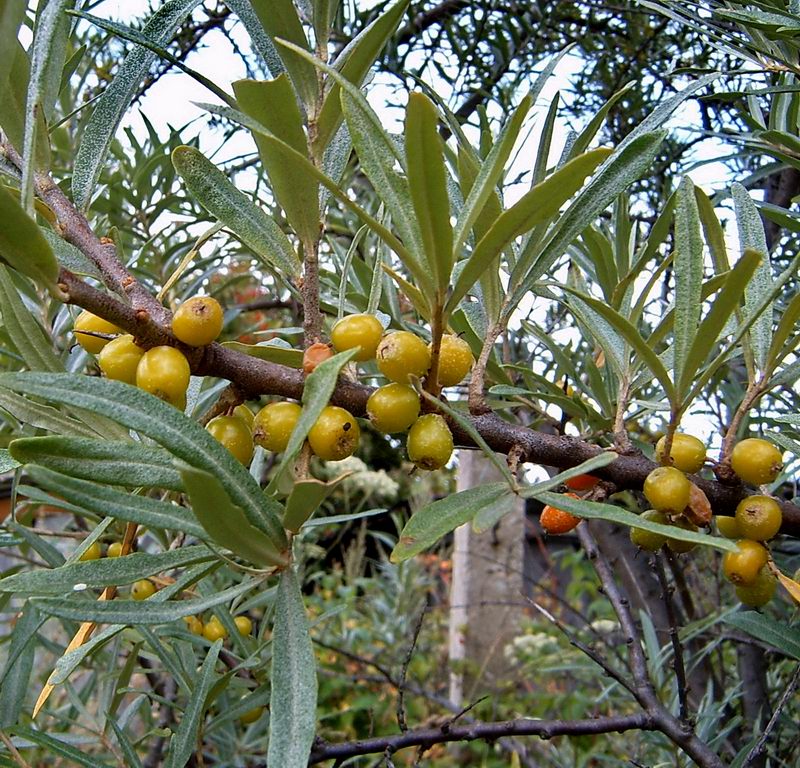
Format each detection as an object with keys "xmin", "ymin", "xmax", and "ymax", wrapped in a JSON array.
[
  {"xmin": 203, "ymin": 616, "xmax": 228, "ymax": 642},
  {"xmin": 376, "ymin": 331, "xmax": 431, "ymax": 383},
  {"xmin": 735, "ymin": 566, "xmax": 777, "ymax": 608},
  {"xmin": 540, "ymin": 493, "xmax": 581, "ymax": 534},
  {"xmin": 308, "ymin": 406, "xmax": 360, "ymax": 461},
  {"xmin": 253, "ymin": 401, "xmax": 302, "ymax": 452},
  {"xmin": 207, "ymin": 415, "xmax": 254, "ymax": 465},
  {"xmin": 74, "ymin": 310, "xmax": 121, "ymax": 354},
  {"xmin": 78, "ymin": 541, "xmax": 102, "ymax": 561},
  {"xmin": 630, "ymin": 510, "xmax": 669, "ymax": 551},
  {"xmin": 643, "ymin": 466, "xmax": 691, "ymax": 513},
  {"xmin": 171, "ymin": 295, "xmax": 224, "ymax": 347},
  {"xmin": 722, "ymin": 540, "xmax": 769, "ymax": 586},
  {"xmin": 183, "ymin": 615, "xmax": 205, "ymax": 635},
  {"xmin": 730, "ymin": 438, "xmax": 783, "ymax": 485},
  {"xmin": 715, "ymin": 516, "xmax": 741, "ymax": 539},
  {"xmin": 106, "ymin": 541, "xmax": 124, "ymax": 558},
  {"xmin": 98, "ymin": 334, "xmax": 144, "ymax": 384},
  {"xmin": 234, "ymin": 615, "xmax": 253, "ymax": 636},
  {"xmin": 131, "ymin": 579, "xmax": 157, "ymax": 600},
  {"xmin": 366, "ymin": 383, "xmax": 420, "ymax": 434},
  {"xmin": 331, "ymin": 314, "xmax": 384, "ymax": 361},
  {"xmin": 655, "ymin": 433, "xmax": 706, "ymax": 474},
  {"xmin": 433, "ymin": 335, "xmax": 474, "ymax": 387},
  {"xmin": 407, "ymin": 414, "xmax": 453, "ymax": 470},
  {"xmin": 234, "ymin": 404, "xmax": 255, "ymax": 430},
  {"xmin": 666, "ymin": 517, "xmax": 698, "ymax": 553},
  {"xmin": 136, "ymin": 346, "xmax": 191, "ymax": 409},
  {"xmin": 565, "ymin": 474, "xmax": 599, "ymax": 491},
  {"xmin": 735, "ymin": 495, "xmax": 782, "ymax": 541},
  {"xmin": 303, "ymin": 342, "xmax": 334, "ymax": 374},
  {"xmin": 240, "ymin": 706, "xmax": 264, "ymax": 725}
]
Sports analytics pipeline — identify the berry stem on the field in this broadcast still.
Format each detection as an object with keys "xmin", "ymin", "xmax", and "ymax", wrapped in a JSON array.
[{"xmin": 425, "ymin": 301, "xmax": 445, "ymax": 399}]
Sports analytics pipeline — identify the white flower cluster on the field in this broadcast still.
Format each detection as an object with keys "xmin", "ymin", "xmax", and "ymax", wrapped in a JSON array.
[
  {"xmin": 503, "ymin": 631, "xmax": 558, "ymax": 661},
  {"xmin": 324, "ymin": 457, "xmax": 400, "ymax": 503}
]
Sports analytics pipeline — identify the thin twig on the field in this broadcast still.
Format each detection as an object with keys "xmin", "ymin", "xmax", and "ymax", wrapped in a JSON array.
[
  {"xmin": 398, "ymin": 607, "xmax": 427, "ymax": 733},
  {"xmin": 653, "ymin": 552, "xmax": 691, "ymax": 724},
  {"xmin": 743, "ymin": 663, "xmax": 800, "ymax": 766}
]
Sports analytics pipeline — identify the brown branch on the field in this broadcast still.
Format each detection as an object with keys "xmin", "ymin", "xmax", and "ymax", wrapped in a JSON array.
[
  {"xmin": 54, "ymin": 268, "xmax": 800, "ymax": 538},
  {"xmin": 308, "ymin": 713, "xmax": 655, "ymax": 764}
]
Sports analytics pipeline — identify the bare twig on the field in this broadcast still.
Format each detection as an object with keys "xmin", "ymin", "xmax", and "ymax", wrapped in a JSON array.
[
  {"xmin": 743, "ymin": 664, "xmax": 800, "ymax": 766},
  {"xmin": 397, "ymin": 607, "xmax": 427, "ymax": 733}
]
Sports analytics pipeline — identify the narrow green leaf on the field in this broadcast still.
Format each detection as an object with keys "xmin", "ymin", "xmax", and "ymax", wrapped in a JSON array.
[
  {"xmin": 221, "ymin": 339, "xmax": 303, "ymax": 368},
  {"xmin": 0, "ymin": 192, "xmax": 59, "ymax": 292},
  {"xmin": 283, "ymin": 475, "xmax": 349, "ymax": 533},
  {"xmin": 33, "ymin": 578, "xmax": 258, "ymax": 624},
  {"xmin": 248, "ymin": 0, "xmax": 318, "ymax": 106},
  {"xmin": 510, "ymin": 131, "xmax": 666, "ymax": 308},
  {"xmin": 109, "ymin": 721, "xmax": 144, "ymax": 768},
  {"xmin": 302, "ymin": 507, "xmax": 387, "ymax": 528},
  {"xmin": 567, "ymin": 82, "xmax": 636, "ymax": 160},
  {"xmin": 9, "ymin": 727, "xmax": 112, "ymax": 768},
  {"xmin": 223, "ymin": 0, "xmax": 285, "ymax": 78},
  {"xmin": 0, "ymin": 386, "xmax": 98, "ymax": 437},
  {"xmin": 560, "ymin": 286, "xmax": 676, "ymax": 401},
  {"xmin": 268, "ymin": 568, "xmax": 318, "ymax": 768},
  {"xmin": 724, "ymin": 612, "xmax": 800, "ymax": 660},
  {"xmin": 26, "ymin": 465, "xmax": 205, "ymax": 537},
  {"xmin": 0, "ymin": 40, "xmax": 31, "ymax": 150},
  {"xmin": 447, "ymin": 148, "xmax": 611, "ymax": 314},
  {"xmin": 0, "ymin": 448, "xmax": 19, "ymax": 473},
  {"xmin": 766, "ymin": 289, "xmax": 800, "ymax": 368},
  {"xmin": 405, "ymin": 92, "xmax": 454, "ymax": 296},
  {"xmin": 164, "ymin": 641, "xmax": 222, "ymax": 768},
  {"xmin": 315, "ymin": 0, "xmax": 410, "ymax": 152},
  {"xmin": 732, "ymin": 183, "xmax": 772, "ymax": 370},
  {"xmin": 0, "ymin": 546, "xmax": 213, "ymax": 595},
  {"xmin": 679, "ymin": 249, "xmax": 761, "ymax": 399},
  {"xmin": 391, "ymin": 483, "xmax": 512, "ymax": 563},
  {"xmin": 179, "ymin": 463, "xmax": 288, "ymax": 567},
  {"xmin": 0, "ymin": 605, "xmax": 38, "ymax": 727},
  {"xmin": 533, "ymin": 491, "xmax": 736, "ymax": 552},
  {"xmin": 233, "ymin": 76, "xmax": 319, "ymax": 245},
  {"xmin": 672, "ymin": 176, "xmax": 704, "ymax": 393},
  {"xmin": 21, "ymin": 0, "xmax": 72, "ymax": 212},
  {"xmin": 267, "ymin": 349, "xmax": 357, "ymax": 492},
  {"xmin": 453, "ymin": 94, "xmax": 532, "ymax": 254},
  {"xmin": 10, "ymin": 436, "xmax": 184, "ymax": 491},
  {"xmin": 40, "ymin": 228, "xmax": 101, "ymax": 279},
  {"xmin": 72, "ymin": 0, "xmax": 203, "ymax": 208},
  {"xmin": 172, "ymin": 145, "xmax": 299, "ymax": 277},
  {"xmin": 0, "ymin": 374, "xmax": 287, "ymax": 546}
]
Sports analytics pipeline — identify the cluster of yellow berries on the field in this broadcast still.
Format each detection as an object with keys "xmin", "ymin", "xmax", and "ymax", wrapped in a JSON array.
[
  {"xmin": 181, "ymin": 612, "xmax": 253, "ymax": 641},
  {"xmin": 74, "ymin": 295, "xmax": 223, "ymax": 411},
  {"xmin": 628, "ymin": 433, "xmax": 784, "ymax": 608},
  {"xmin": 75, "ymin": 303, "xmax": 474, "ymax": 472}
]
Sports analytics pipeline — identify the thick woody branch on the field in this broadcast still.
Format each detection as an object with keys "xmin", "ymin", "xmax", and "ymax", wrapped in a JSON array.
[
  {"xmin": 308, "ymin": 713, "xmax": 654, "ymax": 764},
  {"xmin": 56, "ymin": 268, "xmax": 800, "ymax": 538}
]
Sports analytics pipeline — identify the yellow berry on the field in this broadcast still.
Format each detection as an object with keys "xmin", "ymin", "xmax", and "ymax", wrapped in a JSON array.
[
  {"xmin": 78, "ymin": 541, "xmax": 102, "ymax": 561},
  {"xmin": 722, "ymin": 540, "xmax": 769, "ymax": 586},
  {"xmin": 183, "ymin": 616, "xmax": 205, "ymax": 635},
  {"xmin": 106, "ymin": 541, "xmax": 124, "ymax": 558},
  {"xmin": 730, "ymin": 438, "xmax": 783, "ymax": 485},
  {"xmin": 407, "ymin": 414, "xmax": 453, "ymax": 470},
  {"xmin": 207, "ymin": 415, "xmax": 254, "ymax": 465},
  {"xmin": 131, "ymin": 579, "xmax": 157, "ymax": 600},
  {"xmin": 433, "ymin": 335, "xmax": 474, "ymax": 387},
  {"xmin": 308, "ymin": 405, "xmax": 360, "ymax": 461},
  {"xmin": 655, "ymin": 433, "xmax": 706, "ymax": 474},
  {"xmin": 136, "ymin": 346, "xmax": 191, "ymax": 409},
  {"xmin": 630, "ymin": 510, "xmax": 669, "ymax": 551},
  {"xmin": 253, "ymin": 401, "xmax": 302, "ymax": 452},
  {"xmin": 98, "ymin": 334, "xmax": 145, "ymax": 384},
  {"xmin": 203, "ymin": 617, "xmax": 228, "ymax": 642},
  {"xmin": 171, "ymin": 296, "xmax": 224, "ymax": 347},
  {"xmin": 331, "ymin": 314, "xmax": 384, "ymax": 361},
  {"xmin": 715, "ymin": 516, "xmax": 741, "ymax": 539},
  {"xmin": 666, "ymin": 517, "xmax": 698, "ymax": 554},
  {"xmin": 234, "ymin": 404, "xmax": 255, "ymax": 430},
  {"xmin": 366, "ymin": 383, "xmax": 420, "ymax": 433},
  {"xmin": 735, "ymin": 495, "xmax": 782, "ymax": 541},
  {"xmin": 234, "ymin": 615, "xmax": 253, "ymax": 636},
  {"xmin": 376, "ymin": 331, "xmax": 431, "ymax": 383},
  {"xmin": 74, "ymin": 310, "xmax": 121, "ymax": 354},
  {"xmin": 735, "ymin": 566, "xmax": 777, "ymax": 607},
  {"xmin": 643, "ymin": 466, "xmax": 691, "ymax": 513},
  {"xmin": 240, "ymin": 706, "xmax": 264, "ymax": 724}
]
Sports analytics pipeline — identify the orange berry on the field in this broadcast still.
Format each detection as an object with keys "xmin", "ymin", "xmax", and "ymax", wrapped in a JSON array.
[{"xmin": 540, "ymin": 493, "xmax": 581, "ymax": 534}]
